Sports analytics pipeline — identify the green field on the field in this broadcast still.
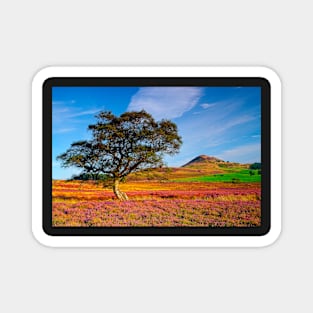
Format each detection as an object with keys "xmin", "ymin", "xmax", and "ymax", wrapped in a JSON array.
[{"xmin": 173, "ymin": 169, "xmax": 261, "ymax": 183}]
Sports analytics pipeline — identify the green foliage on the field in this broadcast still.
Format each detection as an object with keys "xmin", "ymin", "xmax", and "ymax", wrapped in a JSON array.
[
  {"xmin": 57, "ymin": 110, "xmax": 182, "ymax": 181},
  {"xmin": 57, "ymin": 140, "xmax": 101, "ymax": 179},
  {"xmin": 249, "ymin": 162, "xmax": 261, "ymax": 170},
  {"xmin": 71, "ymin": 173, "xmax": 109, "ymax": 181},
  {"xmin": 231, "ymin": 178, "xmax": 241, "ymax": 183}
]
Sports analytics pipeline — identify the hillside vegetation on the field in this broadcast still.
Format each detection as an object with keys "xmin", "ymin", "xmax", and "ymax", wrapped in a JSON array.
[
  {"xmin": 53, "ymin": 155, "xmax": 261, "ymax": 227},
  {"xmin": 127, "ymin": 155, "xmax": 260, "ymax": 183}
]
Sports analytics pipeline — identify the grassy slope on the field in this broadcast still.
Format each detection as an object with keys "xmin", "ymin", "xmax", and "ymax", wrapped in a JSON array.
[
  {"xmin": 126, "ymin": 159, "xmax": 260, "ymax": 183},
  {"xmin": 174, "ymin": 169, "xmax": 261, "ymax": 183}
]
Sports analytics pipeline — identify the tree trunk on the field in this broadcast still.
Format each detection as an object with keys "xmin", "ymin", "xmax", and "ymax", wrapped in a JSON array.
[{"xmin": 113, "ymin": 179, "xmax": 128, "ymax": 200}]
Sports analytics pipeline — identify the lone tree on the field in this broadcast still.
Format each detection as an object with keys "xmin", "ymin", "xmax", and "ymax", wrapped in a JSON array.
[{"xmin": 57, "ymin": 110, "xmax": 182, "ymax": 200}]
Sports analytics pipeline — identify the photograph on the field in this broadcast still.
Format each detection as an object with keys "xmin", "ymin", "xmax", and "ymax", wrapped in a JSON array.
[{"xmin": 52, "ymin": 85, "xmax": 262, "ymax": 228}]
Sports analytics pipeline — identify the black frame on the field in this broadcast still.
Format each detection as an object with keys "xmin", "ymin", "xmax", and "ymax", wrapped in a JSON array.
[{"xmin": 43, "ymin": 77, "xmax": 270, "ymax": 236}]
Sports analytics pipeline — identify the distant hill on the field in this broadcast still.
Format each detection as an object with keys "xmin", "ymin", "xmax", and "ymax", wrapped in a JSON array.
[
  {"xmin": 182, "ymin": 155, "xmax": 223, "ymax": 167},
  {"xmin": 127, "ymin": 155, "xmax": 251, "ymax": 182}
]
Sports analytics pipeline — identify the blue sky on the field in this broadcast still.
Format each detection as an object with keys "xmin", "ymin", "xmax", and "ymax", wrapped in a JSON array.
[{"xmin": 52, "ymin": 86, "xmax": 261, "ymax": 179}]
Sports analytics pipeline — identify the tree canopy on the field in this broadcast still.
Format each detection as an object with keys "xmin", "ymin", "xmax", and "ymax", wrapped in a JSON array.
[
  {"xmin": 249, "ymin": 162, "xmax": 261, "ymax": 170},
  {"xmin": 57, "ymin": 110, "xmax": 182, "ymax": 200}
]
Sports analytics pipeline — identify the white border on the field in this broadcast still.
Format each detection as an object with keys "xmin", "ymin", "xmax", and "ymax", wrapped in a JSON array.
[{"xmin": 32, "ymin": 66, "xmax": 281, "ymax": 247}]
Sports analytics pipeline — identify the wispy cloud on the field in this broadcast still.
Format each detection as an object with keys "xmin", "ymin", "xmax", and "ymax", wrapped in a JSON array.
[
  {"xmin": 127, "ymin": 87, "xmax": 203, "ymax": 120},
  {"xmin": 53, "ymin": 127, "xmax": 76, "ymax": 134},
  {"xmin": 68, "ymin": 109, "xmax": 101, "ymax": 118},
  {"xmin": 217, "ymin": 115, "xmax": 257, "ymax": 133},
  {"xmin": 53, "ymin": 106, "xmax": 102, "ymax": 124},
  {"xmin": 216, "ymin": 143, "xmax": 260, "ymax": 163},
  {"xmin": 176, "ymin": 98, "xmax": 259, "ymax": 163},
  {"xmin": 181, "ymin": 112, "xmax": 257, "ymax": 142},
  {"xmin": 52, "ymin": 100, "xmax": 76, "ymax": 105},
  {"xmin": 53, "ymin": 107, "xmax": 70, "ymax": 114},
  {"xmin": 200, "ymin": 103, "xmax": 217, "ymax": 109}
]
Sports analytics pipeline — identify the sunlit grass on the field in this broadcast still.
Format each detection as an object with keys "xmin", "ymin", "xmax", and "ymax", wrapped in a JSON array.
[{"xmin": 173, "ymin": 169, "xmax": 261, "ymax": 183}]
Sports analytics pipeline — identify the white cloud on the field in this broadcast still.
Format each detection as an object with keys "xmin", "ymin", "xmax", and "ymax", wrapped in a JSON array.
[
  {"xmin": 53, "ymin": 107, "xmax": 102, "ymax": 125},
  {"xmin": 53, "ymin": 127, "xmax": 76, "ymax": 134},
  {"xmin": 53, "ymin": 108, "xmax": 70, "ymax": 114},
  {"xmin": 220, "ymin": 115, "xmax": 256, "ymax": 132},
  {"xmin": 52, "ymin": 100, "xmax": 76, "ymax": 105},
  {"xmin": 69, "ymin": 109, "xmax": 101, "ymax": 118},
  {"xmin": 127, "ymin": 87, "xmax": 203, "ymax": 120},
  {"xmin": 185, "ymin": 114, "xmax": 256, "ymax": 141},
  {"xmin": 216, "ymin": 143, "xmax": 261, "ymax": 163},
  {"xmin": 200, "ymin": 103, "xmax": 216, "ymax": 109}
]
